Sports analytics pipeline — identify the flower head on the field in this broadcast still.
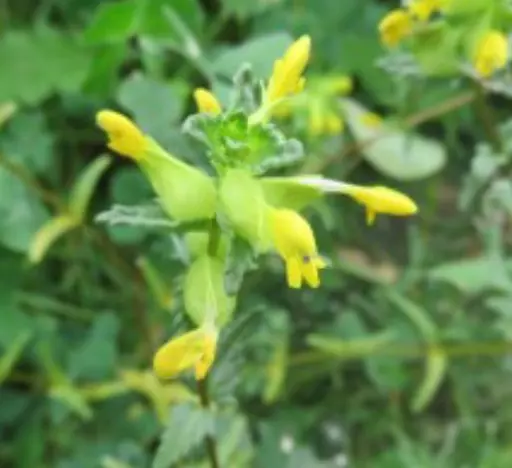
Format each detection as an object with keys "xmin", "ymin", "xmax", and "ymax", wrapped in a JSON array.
[
  {"xmin": 379, "ymin": 9, "xmax": 413, "ymax": 47},
  {"xmin": 408, "ymin": 0, "xmax": 444, "ymax": 21},
  {"xmin": 194, "ymin": 88, "xmax": 222, "ymax": 115},
  {"xmin": 473, "ymin": 31, "xmax": 508, "ymax": 78},
  {"xmin": 342, "ymin": 185, "xmax": 418, "ymax": 225},
  {"xmin": 96, "ymin": 110, "xmax": 147, "ymax": 160},
  {"xmin": 153, "ymin": 325, "xmax": 217, "ymax": 380},
  {"xmin": 266, "ymin": 35, "xmax": 311, "ymax": 105},
  {"xmin": 269, "ymin": 208, "xmax": 326, "ymax": 288}
]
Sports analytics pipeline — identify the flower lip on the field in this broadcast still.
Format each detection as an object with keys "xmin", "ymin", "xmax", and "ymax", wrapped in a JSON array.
[{"xmin": 96, "ymin": 109, "xmax": 147, "ymax": 160}]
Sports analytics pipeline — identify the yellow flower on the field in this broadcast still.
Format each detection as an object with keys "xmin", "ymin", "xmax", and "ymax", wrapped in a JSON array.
[
  {"xmin": 473, "ymin": 31, "xmax": 508, "ymax": 78},
  {"xmin": 342, "ymin": 185, "xmax": 418, "ymax": 225},
  {"xmin": 378, "ymin": 9, "xmax": 413, "ymax": 47},
  {"xmin": 265, "ymin": 35, "xmax": 311, "ymax": 105},
  {"xmin": 153, "ymin": 326, "xmax": 217, "ymax": 380},
  {"xmin": 360, "ymin": 112, "xmax": 383, "ymax": 128},
  {"xmin": 269, "ymin": 208, "xmax": 326, "ymax": 288},
  {"xmin": 308, "ymin": 105, "xmax": 343, "ymax": 136},
  {"xmin": 324, "ymin": 75, "xmax": 353, "ymax": 94},
  {"xmin": 193, "ymin": 88, "xmax": 222, "ymax": 115},
  {"xmin": 408, "ymin": 0, "xmax": 444, "ymax": 21},
  {"xmin": 96, "ymin": 110, "xmax": 146, "ymax": 160}
]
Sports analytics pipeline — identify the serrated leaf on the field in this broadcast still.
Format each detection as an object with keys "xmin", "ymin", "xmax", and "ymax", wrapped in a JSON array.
[
  {"xmin": 152, "ymin": 403, "xmax": 214, "ymax": 468},
  {"xmin": 342, "ymin": 98, "xmax": 446, "ymax": 181}
]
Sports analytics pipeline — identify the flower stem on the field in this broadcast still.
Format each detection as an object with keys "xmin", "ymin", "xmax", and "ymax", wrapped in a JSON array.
[{"xmin": 197, "ymin": 378, "xmax": 220, "ymax": 468}]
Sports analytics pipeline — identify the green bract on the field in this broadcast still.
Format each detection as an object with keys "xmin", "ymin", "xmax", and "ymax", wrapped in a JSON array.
[
  {"xmin": 219, "ymin": 169, "xmax": 272, "ymax": 250},
  {"xmin": 138, "ymin": 139, "xmax": 217, "ymax": 222},
  {"xmin": 183, "ymin": 254, "xmax": 236, "ymax": 326}
]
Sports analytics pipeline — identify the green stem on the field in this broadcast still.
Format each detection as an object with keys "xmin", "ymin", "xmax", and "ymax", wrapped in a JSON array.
[
  {"xmin": 197, "ymin": 378, "xmax": 220, "ymax": 468},
  {"xmin": 472, "ymin": 80, "xmax": 503, "ymax": 153},
  {"xmin": 207, "ymin": 218, "xmax": 221, "ymax": 257}
]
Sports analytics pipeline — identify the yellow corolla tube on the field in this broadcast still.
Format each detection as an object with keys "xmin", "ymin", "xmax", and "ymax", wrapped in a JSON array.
[
  {"xmin": 291, "ymin": 176, "xmax": 418, "ymax": 225},
  {"xmin": 341, "ymin": 185, "xmax": 418, "ymax": 225},
  {"xmin": 472, "ymin": 30, "xmax": 508, "ymax": 78},
  {"xmin": 265, "ymin": 35, "xmax": 311, "ymax": 105},
  {"xmin": 96, "ymin": 109, "xmax": 217, "ymax": 222},
  {"xmin": 153, "ymin": 325, "xmax": 217, "ymax": 380},
  {"xmin": 269, "ymin": 208, "xmax": 326, "ymax": 288},
  {"xmin": 193, "ymin": 88, "xmax": 222, "ymax": 115},
  {"xmin": 96, "ymin": 110, "xmax": 147, "ymax": 160}
]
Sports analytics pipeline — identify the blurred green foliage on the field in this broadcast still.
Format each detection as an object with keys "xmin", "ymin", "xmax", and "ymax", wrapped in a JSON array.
[{"xmin": 2, "ymin": 0, "xmax": 512, "ymax": 467}]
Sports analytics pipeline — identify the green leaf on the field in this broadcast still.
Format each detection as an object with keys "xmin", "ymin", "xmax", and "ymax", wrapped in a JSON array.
[
  {"xmin": 342, "ymin": 98, "xmax": 447, "ymax": 181},
  {"xmin": 224, "ymin": 236, "xmax": 257, "ymax": 295},
  {"xmin": 68, "ymin": 155, "xmax": 112, "ymax": 220},
  {"xmin": 83, "ymin": 44, "xmax": 127, "ymax": 97},
  {"xmin": 0, "ymin": 101, "xmax": 16, "ymax": 127},
  {"xmin": 429, "ymin": 256, "xmax": 512, "ymax": 295},
  {"xmin": 410, "ymin": 23, "xmax": 463, "ymax": 77},
  {"xmin": 96, "ymin": 203, "xmax": 177, "ymax": 229},
  {"xmin": 307, "ymin": 331, "xmax": 393, "ymax": 358},
  {"xmin": 28, "ymin": 215, "xmax": 78, "ymax": 264},
  {"xmin": 152, "ymin": 403, "xmax": 214, "ymax": 468},
  {"xmin": 386, "ymin": 290, "xmax": 447, "ymax": 413},
  {"xmin": 184, "ymin": 254, "xmax": 236, "ymax": 325},
  {"xmin": 0, "ymin": 168, "xmax": 50, "ymax": 252},
  {"xmin": 106, "ymin": 166, "xmax": 155, "ymax": 244},
  {"xmin": 140, "ymin": 0, "xmax": 205, "ymax": 42},
  {"xmin": 0, "ymin": 110, "xmax": 54, "ymax": 175},
  {"xmin": 0, "ymin": 28, "xmax": 92, "ymax": 104},
  {"xmin": 0, "ymin": 330, "xmax": 32, "ymax": 385},
  {"xmin": 212, "ymin": 32, "xmax": 293, "ymax": 79},
  {"xmin": 263, "ymin": 339, "xmax": 288, "ymax": 404},
  {"xmin": 84, "ymin": 0, "xmax": 140, "ymax": 44},
  {"xmin": 117, "ymin": 72, "xmax": 186, "ymax": 137},
  {"xmin": 68, "ymin": 312, "xmax": 120, "ymax": 381}
]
